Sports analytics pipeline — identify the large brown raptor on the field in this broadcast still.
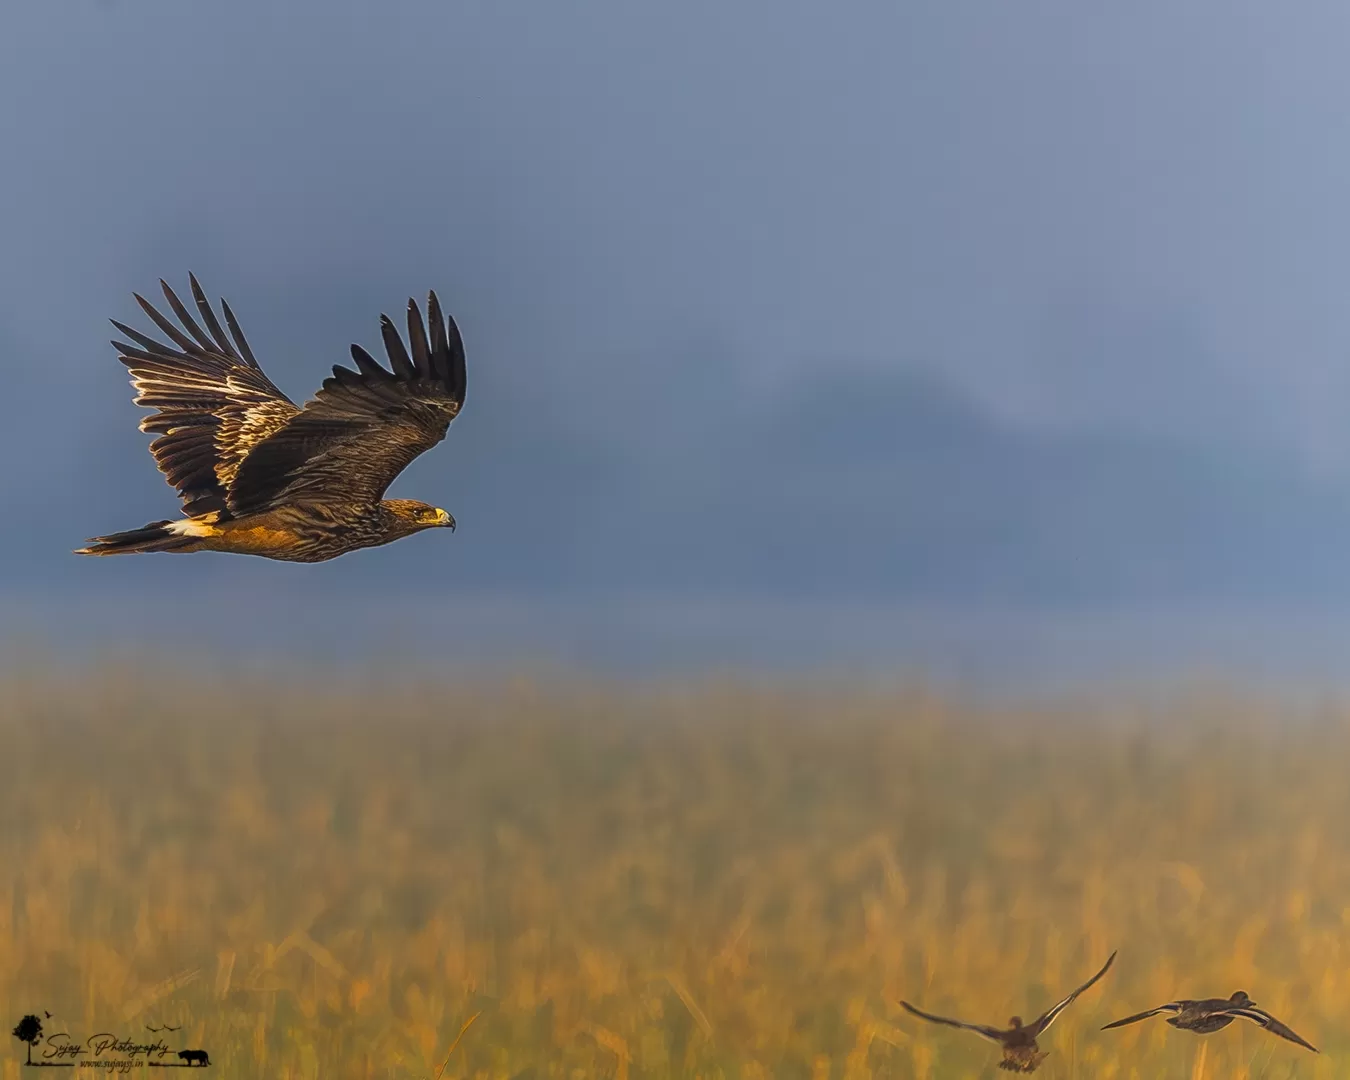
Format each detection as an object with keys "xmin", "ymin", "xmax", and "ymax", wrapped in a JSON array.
[{"xmin": 77, "ymin": 275, "xmax": 466, "ymax": 562}]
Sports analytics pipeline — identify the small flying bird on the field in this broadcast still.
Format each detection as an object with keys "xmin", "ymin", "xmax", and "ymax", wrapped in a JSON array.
[
  {"xmin": 77, "ymin": 274, "xmax": 466, "ymax": 562},
  {"xmin": 899, "ymin": 950, "xmax": 1117, "ymax": 1073},
  {"xmin": 1101, "ymin": 990, "xmax": 1317, "ymax": 1053}
]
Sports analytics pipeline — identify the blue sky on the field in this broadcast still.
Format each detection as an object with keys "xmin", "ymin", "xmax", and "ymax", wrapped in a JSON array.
[{"xmin": 7, "ymin": 2, "xmax": 1350, "ymax": 683}]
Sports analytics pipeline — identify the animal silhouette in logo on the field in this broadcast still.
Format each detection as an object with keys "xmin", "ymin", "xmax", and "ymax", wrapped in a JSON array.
[{"xmin": 177, "ymin": 1048, "xmax": 211, "ymax": 1066}]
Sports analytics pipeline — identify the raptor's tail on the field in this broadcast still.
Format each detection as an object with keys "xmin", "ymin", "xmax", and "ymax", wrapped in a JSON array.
[{"xmin": 74, "ymin": 519, "xmax": 203, "ymax": 556}]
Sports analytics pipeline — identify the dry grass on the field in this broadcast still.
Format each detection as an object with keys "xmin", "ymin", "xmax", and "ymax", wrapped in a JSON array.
[{"xmin": 0, "ymin": 662, "xmax": 1346, "ymax": 1078}]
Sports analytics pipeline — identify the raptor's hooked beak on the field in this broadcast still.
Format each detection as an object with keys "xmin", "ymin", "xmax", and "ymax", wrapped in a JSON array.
[{"xmin": 436, "ymin": 508, "xmax": 456, "ymax": 531}]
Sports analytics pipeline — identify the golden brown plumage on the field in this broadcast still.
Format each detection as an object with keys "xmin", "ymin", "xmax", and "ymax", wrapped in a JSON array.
[{"xmin": 76, "ymin": 275, "xmax": 466, "ymax": 562}]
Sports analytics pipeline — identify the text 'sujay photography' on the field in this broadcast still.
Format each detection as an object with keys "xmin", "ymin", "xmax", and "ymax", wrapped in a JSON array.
[{"xmin": 4, "ymin": 3, "xmax": 1350, "ymax": 1077}]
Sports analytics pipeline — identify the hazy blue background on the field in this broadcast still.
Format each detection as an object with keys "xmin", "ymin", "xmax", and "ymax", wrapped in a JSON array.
[{"xmin": 7, "ymin": 1, "xmax": 1350, "ymax": 687}]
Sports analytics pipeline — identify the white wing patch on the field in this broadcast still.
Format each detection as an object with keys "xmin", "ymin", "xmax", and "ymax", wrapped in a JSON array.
[{"xmin": 166, "ymin": 519, "xmax": 218, "ymax": 537}]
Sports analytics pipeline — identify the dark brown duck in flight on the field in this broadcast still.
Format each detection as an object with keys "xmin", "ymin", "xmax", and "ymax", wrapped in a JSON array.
[
  {"xmin": 1102, "ymin": 990, "xmax": 1317, "ymax": 1053},
  {"xmin": 899, "ymin": 950, "xmax": 1116, "ymax": 1073},
  {"xmin": 77, "ymin": 275, "xmax": 466, "ymax": 562}
]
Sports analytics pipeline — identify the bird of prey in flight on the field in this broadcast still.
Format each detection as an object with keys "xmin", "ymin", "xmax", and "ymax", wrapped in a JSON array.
[{"xmin": 77, "ymin": 275, "xmax": 466, "ymax": 562}]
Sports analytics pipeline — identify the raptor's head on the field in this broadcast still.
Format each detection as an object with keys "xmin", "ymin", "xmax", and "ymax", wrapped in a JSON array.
[{"xmin": 384, "ymin": 499, "xmax": 457, "ymax": 535}]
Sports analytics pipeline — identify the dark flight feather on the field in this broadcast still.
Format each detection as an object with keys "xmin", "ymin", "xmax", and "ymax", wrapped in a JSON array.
[
  {"xmin": 158, "ymin": 279, "xmax": 215, "ymax": 353},
  {"xmin": 406, "ymin": 298, "xmax": 433, "ymax": 377},
  {"xmin": 380, "ymin": 314, "xmax": 417, "ymax": 379},
  {"xmin": 350, "ymin": 344, "xmax": 393, "ymax": 381},
  {"xmin": 221, "ymin": 298, "xmax": 259, "ymax": 368},
  {"xmin": 135, "ymin": 291, "xmax": 204, "ymax": 356},
  {"xmin": 189, "ymin": 272, "xmax": 239, "ymax": 360}
]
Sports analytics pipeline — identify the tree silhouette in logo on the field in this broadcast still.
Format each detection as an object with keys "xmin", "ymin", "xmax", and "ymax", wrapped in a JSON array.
[{"xmin": 11, "ymin": 1015, "xmax": 43, "ymax": 1065}]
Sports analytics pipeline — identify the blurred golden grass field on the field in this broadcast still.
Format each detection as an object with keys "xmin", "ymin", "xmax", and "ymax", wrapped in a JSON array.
[{"xmin": 1, "ymin": 663, "xmax": 1348, "ymax": 1078}]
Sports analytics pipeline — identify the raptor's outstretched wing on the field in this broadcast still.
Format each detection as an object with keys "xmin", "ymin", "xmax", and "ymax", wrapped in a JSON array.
[
  {"xmin": 225, "ymin": 292, "xmax": 466, "ymax": 516},
  {"xmin": 111, "ymin": 275, "xmax": 299, "ymax": 518}
]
